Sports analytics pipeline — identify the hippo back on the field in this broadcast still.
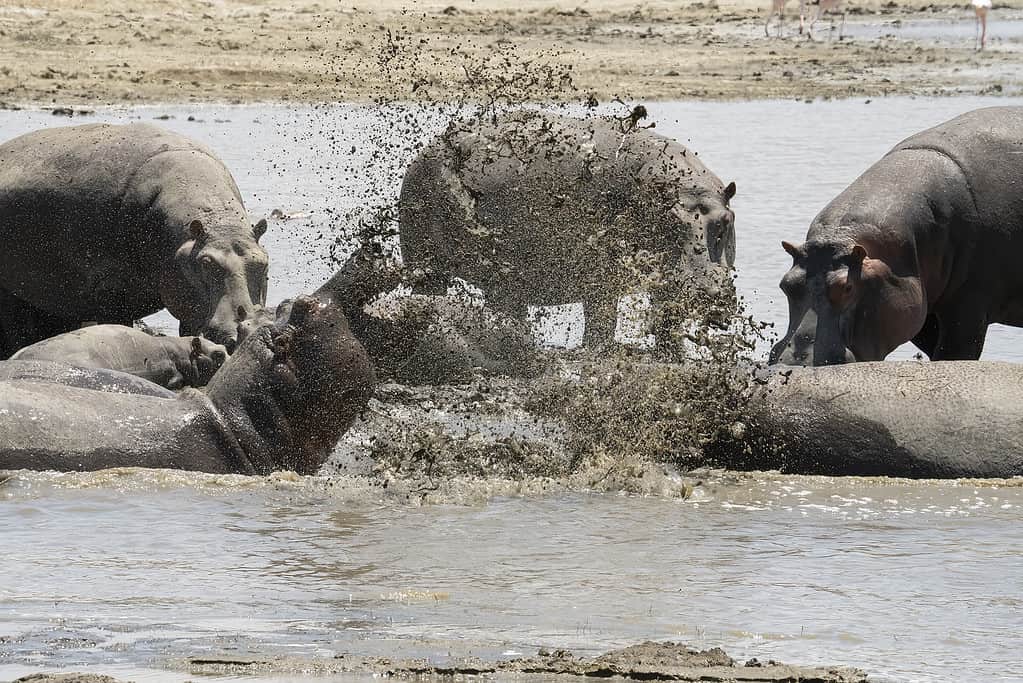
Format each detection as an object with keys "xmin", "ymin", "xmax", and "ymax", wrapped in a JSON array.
[
  {"xmin": 399, "ymin": 110, "xmax": 729, "ymax": 312},
  {"xmin": 889, "ymin": 106, "xmax": 1023, "ymax": 231},
  {"xmin": 715, "ymin": 361, "xmax": 1023, "ymax": 478},
  {"xmin": 0, "ymin": 360, "xmax": 176, "ymax": 398}
]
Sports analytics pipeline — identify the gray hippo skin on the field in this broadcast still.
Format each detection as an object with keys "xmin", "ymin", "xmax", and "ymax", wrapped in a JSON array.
[
  {"xmin": 771, "ymin": 106, "xmax": 1023, "ymax": 366},
  {"xmin": 398, "ymin": 109, "xmax": 737, "ymax": 345},
  {"xmin": 709, "ymin": 361, "xmax": 1023, "ymax": 478},
  {"xmin": 0, "ymin": 122, "xmax": 269, "ymax": 358},
  {"xmin": 0, "ymin": 297, "xmax": 375, "ymax": 475},
  {"xmin": 11, "ymin": 325, "xmax": 228, "ymax": 389},
  {"xmin": 0, "ymin": 360, "xmax": 176, "ymax": 398}
]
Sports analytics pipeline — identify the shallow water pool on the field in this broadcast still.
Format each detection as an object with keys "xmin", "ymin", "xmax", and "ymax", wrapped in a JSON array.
[{"xmin": 2, "ymin": 98, "xmax": 1023, "ymax": 682}]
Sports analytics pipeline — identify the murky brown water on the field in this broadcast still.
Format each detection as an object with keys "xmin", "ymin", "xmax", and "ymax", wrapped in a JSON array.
[
  {"xmin": 2, "ymin": 469, "xmax": 1022, "ymax": 682},
  {"xmin": 2, "ymin": 99, "xmax": 1023, "ymax": 682}
]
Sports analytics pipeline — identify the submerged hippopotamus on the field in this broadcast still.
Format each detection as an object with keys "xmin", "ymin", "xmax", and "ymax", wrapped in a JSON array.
[
  {"xmin": 10, "ymin": 325, "xmax": 228, "ymax": 389},
  {"xmin": 0, "ymin": 297, "xmax": 374, "ymax": 475},
  {"xmin": 399, "ymin": 109, "xmax": 737, "ymax": 345},
  {"xmin": 771, "ymin": 107, "xmax": 1023, "ymax": 365},
  {"xmin": 0, "ymin": 123, "xmax": 269, "ymax": 358},
  {"xmin": 709, "ymin": 361, "xmax": 1023, "ymax": 478}
]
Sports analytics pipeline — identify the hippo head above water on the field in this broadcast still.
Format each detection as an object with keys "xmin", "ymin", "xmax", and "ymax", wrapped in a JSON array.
[
  {"xmin": 204, "ymin": 295, "xmax": 375, "ymax": 475},
  {"xmin": 186, "ymin": 336, "xmax": 230, "ymax": 388},
  {"xmin": 675, "ymin": 180, "xmax": 737, "ymax": 269},
  {"xmin": 769, "ymin": 239, "xmax": 927, "ymax": 366},
  {"xmin": 163, "ymin": 217, "xmax": 270, "ymax": 352}
]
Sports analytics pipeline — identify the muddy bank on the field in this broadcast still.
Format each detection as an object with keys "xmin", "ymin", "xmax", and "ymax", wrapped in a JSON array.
[
  {"xmin": 0, "ymin": 0, "xmax": 1020, "ymax": 106},
  {"xmin": 172, "ymin": 640, "xmax": 868, "ymax": 682}
]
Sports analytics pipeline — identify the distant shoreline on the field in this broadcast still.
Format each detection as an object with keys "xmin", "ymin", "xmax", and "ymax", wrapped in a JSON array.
[{"xmin": 0, "ymin": 0, "xmax": 1019, "ymax": 107}]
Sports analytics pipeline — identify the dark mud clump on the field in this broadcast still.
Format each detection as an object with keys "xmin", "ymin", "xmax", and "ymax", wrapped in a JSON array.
[{"xmin": 181, "ymin": 640, "xmax": 868, "ymax": 682}]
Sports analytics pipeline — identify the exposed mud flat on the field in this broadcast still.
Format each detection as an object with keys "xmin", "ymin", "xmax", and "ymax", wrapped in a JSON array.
[
  {"xmin": 0, "ymin": 0, "xmax": 1020, "ymax": 106},
  {"xmin": 175, "ymin": 641, "xmax": 867, "ymax": 681},
  {"xmin": 7, "ymin": 642, "xmax": 868, "ymax": 682}
]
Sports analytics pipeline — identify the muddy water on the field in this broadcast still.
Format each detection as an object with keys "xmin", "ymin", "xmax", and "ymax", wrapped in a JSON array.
[
  {"xmin": 2, "ymin": 470, "xmax": 1022, "ymax": 683},
  {"xmin": 2, "ymin": 98, "xmax": 1023, "ymax": 683}
]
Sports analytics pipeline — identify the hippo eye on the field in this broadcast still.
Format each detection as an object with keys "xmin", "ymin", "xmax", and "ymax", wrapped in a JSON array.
[
  {"xmin": 199, "ymin": 256, "xmax": 222, "ymax": 273},
  {"xmin": 697, "ymin": 203, "xmax": 710, "ymax": 216}
]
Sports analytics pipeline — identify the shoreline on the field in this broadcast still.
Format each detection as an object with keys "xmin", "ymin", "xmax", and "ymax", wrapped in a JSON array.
[{"xmin": 0, "ymin": 1, "xmax": 1020, "ymax": 107}]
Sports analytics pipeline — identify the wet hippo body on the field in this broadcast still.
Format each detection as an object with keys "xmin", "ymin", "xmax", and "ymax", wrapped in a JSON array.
[
  {"xmin": 711, "ymin": 361, "xmax": 1023, "ymax": 478},
  {"xmin": 0, "ymin": 359, "xmax": 176, "ymax": 398},
  {"xmin": 399, "ymin": 109, "xmax": 737, "ymax": 345},
  {"xmin": 772, "ymin": 107, "xmax": 1023, "ymax": 366},
  {"xmin": 0, "ymin": 297, "xmax": 374, "ymax": 475},
  {"xmin": 0, "ymin": 123, "xmax": 269, "ymax": 358},
  {"xmin": 11, "ymin": 325, "xmax": 228, "ymax": 389}
]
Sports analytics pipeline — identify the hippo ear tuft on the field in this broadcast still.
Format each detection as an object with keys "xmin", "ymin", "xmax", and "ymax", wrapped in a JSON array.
[
  {"xmin": 253, "ymin": 218, "xmax": 268, "ymax": 241},
  {"xmin": 850, "ymin": 244, "xmax": 868, "ymax": 265},
  {"xmin": 782, "ymin": 240, "xmax": 803, "ymax": 260},
  {"xmin": 724, "ymin": 181, "xmax": 736, "ymax": 202},
  {"xmin": 189, "ymin": 219, "xmax": 205, "ymax": 239}
]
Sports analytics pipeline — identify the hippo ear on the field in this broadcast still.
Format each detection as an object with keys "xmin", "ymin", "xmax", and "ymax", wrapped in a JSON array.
[
  {"xmin": 723, "ymin": 181, "xmax": 736, "ymax": 202},
  {"xmin": 849, "ymin": 244, "xmax": 868, "ymax": 265},
  {"xmin": 782, "ymin": 240, "xmax": 803, "ymax": 260},
  {"xmin": 189, "ymin": 219, "xmax": 205, "ymax": 240},
  {"xmin": 253, "ymin": 218, "xmax": 268, "ymax": 241},
  {"xmin": 190, "ymin": 336, "xmax": 203, "ymax": 358}
]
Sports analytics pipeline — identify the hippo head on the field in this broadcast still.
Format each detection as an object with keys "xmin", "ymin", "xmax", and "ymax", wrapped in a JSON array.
[
  {"xmin": 163, "ymin": 218, "xmax": 270, "ymax": 352},
  {"xmin": 205, "ymin": 295, "xmax": 375, "ymax": 475},
  {"xmin": 673, "ymin": 180, "xmax": 737, "ymax": 269},
  {"xmin": 186, "ymin": 336, "xmax": 229, "ymax": 387},
  {"xmin": 769, "ymin": 239, "xmax": 926, "ymax": 366}
]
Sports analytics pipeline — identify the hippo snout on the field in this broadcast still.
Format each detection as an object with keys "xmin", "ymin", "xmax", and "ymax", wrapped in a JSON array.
[
  {"xmin": 205, "ymin": 323, "xmax": 240, "ymax": 353},
  {"xmin": 769, "ymin": 331, "xmax": 857, "ymax": 366},
  {"xmin": 707, "ymin": 210, "xmax": 736, "ymax": 268}
]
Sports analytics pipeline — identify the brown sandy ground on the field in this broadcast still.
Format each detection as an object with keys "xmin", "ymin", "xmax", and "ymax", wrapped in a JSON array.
[
  {"xmin": 0, "ymin": 0, "xmax": 1020, "ymax": 106},
  {"xmin": 7, "ymin": 641, "xmax": 869, "ymax": 682}
]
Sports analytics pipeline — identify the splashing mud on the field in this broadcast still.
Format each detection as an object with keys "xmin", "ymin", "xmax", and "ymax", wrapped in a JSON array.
[{"xmin": 272, "ymin": 23, "xmax": 773, "ymax": 500}]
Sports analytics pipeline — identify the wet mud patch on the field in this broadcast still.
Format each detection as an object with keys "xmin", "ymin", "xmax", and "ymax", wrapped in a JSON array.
[{"xmin": 176, "ymin": 641, "xmax": 867, "ymax": 682}]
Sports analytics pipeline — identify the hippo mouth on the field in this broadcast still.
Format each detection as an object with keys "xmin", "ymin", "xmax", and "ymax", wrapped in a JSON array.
[{"xmin": 247, "ymin": 297, "xmax": 326, "ymax": 385}]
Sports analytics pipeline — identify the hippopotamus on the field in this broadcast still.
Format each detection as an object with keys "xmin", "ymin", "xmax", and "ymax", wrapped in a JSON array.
[
  {"xmin": 0, "ymin": 122, "xmax": 269, "ymax": 358},
  {"xmin": 709, "ymin": 361, "xmax": 1023, "ymax": 478},
  {"xmin": 272, "ymin": 245, "xmax": 543, "ymax": 384},
  {"xmin": 0, "ymin": 296, "xmax": 374, "ymax": 475},
  {"xmin": 10, "ymin": 325, "xmax": 228, "ymax": 389},
  {"xmin": 771, "ymin": 107, "xmax": 1023, "ymax": 366},
  {"xmin": 398, "ymin": 109, "xmax": 737, "ymax": 346},
  {"xmin": 0, "ymin": 359, "xmax": 178, "ymax": 397}
]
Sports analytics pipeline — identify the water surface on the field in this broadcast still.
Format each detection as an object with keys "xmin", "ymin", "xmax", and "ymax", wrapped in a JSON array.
[
  {"xmin": 2, "ymin": 98, "xmax": 1023, "ymax": 682},
  {"xmin": 2, "ymin": 470, "xmax": 1022, "ymax": 682}
]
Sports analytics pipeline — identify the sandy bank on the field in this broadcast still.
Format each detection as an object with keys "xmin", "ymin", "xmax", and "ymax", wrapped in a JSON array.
[{"xmin": 0, "ymin": 0, "xmax": 1020, "ymax": 106}]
